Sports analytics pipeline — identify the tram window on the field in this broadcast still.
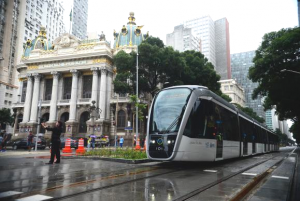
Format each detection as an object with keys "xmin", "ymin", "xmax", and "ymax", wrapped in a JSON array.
[
  {"xmin": 239, "ymin": 117, "xmax": 253, "ymax": 142},
  {"xmin": 215, "ymin": 105, "xmax": 239, "ymax": 141},
  {"xmin": 253, "ymin": 125, "xmax": 258, "ymax": 143},
  {"xmin": 183, "ymin": 99, "xmax": 215, "ymax": 139}
]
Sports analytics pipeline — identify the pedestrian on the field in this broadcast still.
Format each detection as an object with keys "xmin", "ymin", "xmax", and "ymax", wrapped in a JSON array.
[
  {"xmin": 87, "ymin": 135, "xmax": 92, "ymax": 151},
  {"xmin": 41, "ymin": 121, "xmax": 62, "ymax": 164},
  {"xmin": 119, "ymin": 136, "xmax": 124, "ymax": 148},
  {"xmin": 27, "ymin": 131, "xmax": 34, "ymax": 151},
  {"xmin": 90, "ymin": 134, "xmax": 96, "ymax": 149}
]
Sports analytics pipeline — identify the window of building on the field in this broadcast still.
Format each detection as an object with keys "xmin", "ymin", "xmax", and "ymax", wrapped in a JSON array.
[
  {"xmin": 117, "ymin": 110, "xmax": 126, "ymax": 128},
  {"xmin": 63, "ymin": 77, "xmax": 72, "ymax": 99},
  {"xmin": 82, "ymin": 75, "xmax": 92, "ymax": 98},
  {"xmin": 21, "ymin": 81, "xmax": 27, "ymax": 102},
  {"xmin": 44, "ymin": 79, "xmax": 53, "ymax": 100}
]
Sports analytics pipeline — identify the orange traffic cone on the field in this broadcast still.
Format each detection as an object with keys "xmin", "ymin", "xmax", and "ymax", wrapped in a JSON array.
[
  {"xmin": 135, "ymin": 138, "xmax": 141, "ymax": 150},
  {"xmin": 62, "ymin": 138, "xmax": 72, "ymax": 153},
  {"xmin": 76, "ymin": 138, "xmax": 85, "ymax": 154}
]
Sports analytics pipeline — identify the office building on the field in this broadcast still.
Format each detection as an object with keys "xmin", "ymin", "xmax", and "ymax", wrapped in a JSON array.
[
  {"xmin": 231, "ymin": 51, "xmax": 265, "ymax": 119},
  {"xmin": 166, "ymin": 25, "xmax": 201, "ymax": 52},
  {"xmin": 215, "ymin": 18, "xmax": 231, "ymax": 79},
  {"xmin": 71, "ymin": 0, "xmax": 88, "ymax": 40},
  {"xmin": 183, "ymin": 16, "xmax": 231, "ymax": 80},
  {"xmin": 24, "ymin": 0, "xmax": 65, "ymax": 43}
]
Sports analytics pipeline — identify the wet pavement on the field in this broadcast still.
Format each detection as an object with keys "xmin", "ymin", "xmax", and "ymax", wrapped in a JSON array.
[{"xmin": 0, "ymin": 147, "xmax": 298, "ymax": 201}]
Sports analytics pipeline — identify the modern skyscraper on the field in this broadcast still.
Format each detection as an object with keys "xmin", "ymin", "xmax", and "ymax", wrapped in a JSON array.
[
  {"xmin": 166, "ymin": 25, "xmax": 201, "ymax": 52},
  {"xmin": 71, "ymin": 0, "xmax": 88, "ymax": 40},
  {"xmin": 184, "ymin": 16, "xmax": 216, "ymax": 67},
  {"xmin": 183, "ymin": 16, "xmax": 231, "ymax": 80},
  {"xmin": 24, "ymin": 0, "xmax": 65, "ymax": 43},
  {"xmin": 215, "ymin": 18, "xmax": 231, "ymax": 80},
  {"xmin": 231, "ymin": 51, "xmax": 265, "ymax": 119}
]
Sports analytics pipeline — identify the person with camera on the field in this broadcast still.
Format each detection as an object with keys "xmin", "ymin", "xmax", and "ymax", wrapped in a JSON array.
[{"xmin": 41, "ymin": 121, "xmax": 63, "ymax": 164}]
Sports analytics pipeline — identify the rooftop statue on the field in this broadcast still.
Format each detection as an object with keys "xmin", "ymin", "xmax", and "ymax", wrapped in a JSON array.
[{"xmin": 99, "ymin": 31, "xmax": 106, "ymax": 41}]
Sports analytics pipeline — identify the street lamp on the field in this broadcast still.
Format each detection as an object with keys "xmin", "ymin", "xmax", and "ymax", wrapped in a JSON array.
[
  {"xmin": 136, "ymin": 46, "xmax": 139, "ymax": 149},
  {"xmin": 280, "ymin": 69, "xmax": 300, "ymax": 75},
  {"xmin": 89, "ymin": 100, "xmax": 101, "ymax": 136}
]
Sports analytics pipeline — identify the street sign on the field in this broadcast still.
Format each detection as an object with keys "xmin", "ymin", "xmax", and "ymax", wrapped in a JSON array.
[{"xmin": 125, "ymin": 127, "xmax": 133, "ymax": 130}]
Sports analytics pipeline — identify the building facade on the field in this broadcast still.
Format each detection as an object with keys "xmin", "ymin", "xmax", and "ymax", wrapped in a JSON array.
[
  {"xmin": 218, "ymin": 79, "xmax": 245, "ymax": 107},
  {"xmin": 24, "ymin": 0, "xmax": 65, "ymax": 43},
  {"xmin": 231, "ymin": 51, "xmax": 265, "ymax": 120},
  {"xmin": 215, "ymin": 18, "xmax": 231, "ymax": 80},
  {"xmin": 183, "ymin": 16, "xmax": 231, "ymax": 80},
  {"xmin": 166, "ymin": 25, "xmax": 201, "ymax": 52},
  {"xmin": 14, "ymin": 27, "xmax": 113, "ymax": 139},
  {"xmin": 71, "ymin": 0, "xmax": 88, "ymax": 40},
  {"xmin": 0, "ymin": 0, "xmax": 26, "ymax": 132}
]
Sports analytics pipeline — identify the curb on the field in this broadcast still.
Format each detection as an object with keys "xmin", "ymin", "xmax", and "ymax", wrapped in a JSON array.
[{"xmin": 61, "ymin": 155, "xmax": 153, "ymax": 164}]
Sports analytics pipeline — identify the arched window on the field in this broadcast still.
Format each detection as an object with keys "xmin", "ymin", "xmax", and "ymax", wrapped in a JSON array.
[
  {"xmin": 79, "ymin": 111, "xmax": 90, "ymax": 133},
  {"xmin": 40, "ymin": 113, "xmax": 49, "ymax": 133},
  {"xmin": 117, "ymin": 110, "xmax": 125, "ymax": 128},
  {"xmin": 60, "ymin": 112, "xmax": 69, "ymax": 133}
]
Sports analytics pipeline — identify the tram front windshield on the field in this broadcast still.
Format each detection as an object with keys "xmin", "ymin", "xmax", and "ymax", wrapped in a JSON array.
[{"xmin": 149, "ymin": 88, "xmax": 191, "ymax": 134}]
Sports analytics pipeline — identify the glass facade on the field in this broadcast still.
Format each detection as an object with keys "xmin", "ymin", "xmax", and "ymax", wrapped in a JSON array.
[
  {"xmin": 231, "ymin": 51, "xmax": 265, "ymax": 120},
  {"xmin": 82, "ymin": 75, "xmax": 92, "ymax": 98},
  {"xmin": 63, "ymin": 77, "xmax": 72, "ymax": 99},
  {"xmin": 44, "ymin": 79, "xmax": 53, "ymax": 100}
]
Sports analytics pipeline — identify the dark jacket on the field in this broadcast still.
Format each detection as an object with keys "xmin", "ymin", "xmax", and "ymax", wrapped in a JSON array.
[{"xmin": 45, "ymin": 127, "xmax": 62, "ymax": 142}]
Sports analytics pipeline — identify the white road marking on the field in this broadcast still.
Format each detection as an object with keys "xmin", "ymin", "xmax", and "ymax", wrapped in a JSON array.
[
  {"xmin": 204, "ymin": 170, "xmax": 217, "ymax": 173},
  {"xmin": 272, "ymin": 176, "xmax": 289, "ymax": 179},
  {"xmin": 0, "ymin": 191, "xmax": 23, "ymax": 198},
  {"xmin": 242, "ymin": 172, "xmax": 257, "ymax": 176},
  {"xmin": 16, "ymin": 194, "xmax": 53, "ymax": 201}
]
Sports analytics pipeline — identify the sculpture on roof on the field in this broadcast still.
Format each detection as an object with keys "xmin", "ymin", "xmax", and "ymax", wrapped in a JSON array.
[
  {"xmin": 99, "ymin": 31, "xmax": 106, "ymax": 41},
  {"xmin": 53, "ymin": 33, "xmax": 80, "ymax": 49}
]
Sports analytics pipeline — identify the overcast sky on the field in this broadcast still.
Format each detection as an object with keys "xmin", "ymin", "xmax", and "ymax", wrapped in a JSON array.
[{"xmin": 62, "ymin": 0, "xmax": 298, "ymax": 54}]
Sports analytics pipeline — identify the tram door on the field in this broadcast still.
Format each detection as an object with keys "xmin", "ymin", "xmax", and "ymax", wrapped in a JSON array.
[{"xmin": 216, "ymin": 134, "xmax": 223, "ymax": 159}]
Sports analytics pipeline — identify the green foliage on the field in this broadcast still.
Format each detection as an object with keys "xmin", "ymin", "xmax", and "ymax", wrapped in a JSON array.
[
  {"xmin": 84, "ymin": 147, "xmax": 147, "ymax": 160},
  {"xmin": 248, "ymin": 27, "xmax": 300, "ymax": 140},
  {"xmin": 233, "ymin": 103, "xmax": 265, "ymax": 123},
  {"xmin": 129, "ymin": 95, "xmax": 147, "ymax": 121},
  {"xmin": 0, "ymin": 108, "xmax": 14, "ymax": 127},
  {"xmin": 220, "ymin": 94, "xmax": 232, "ymax": 103}
]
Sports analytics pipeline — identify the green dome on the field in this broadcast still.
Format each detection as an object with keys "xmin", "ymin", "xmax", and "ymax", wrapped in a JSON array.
[
  {"xmin": 113, "ymin": 12, "xmax": 149, "ymax": 49},
  {"xmin": 23, "ymin": 27, "xmax": 53, "ymax": 58}
]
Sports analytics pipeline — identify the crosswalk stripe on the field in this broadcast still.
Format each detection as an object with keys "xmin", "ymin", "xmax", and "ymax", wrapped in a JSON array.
[
  {"xmin": 16, "ymin": 194, "xmax": 53, "ymax": 201},
  {"xmin": 0, "ymin": 191, "xmax": 23, "ymax": 198}
]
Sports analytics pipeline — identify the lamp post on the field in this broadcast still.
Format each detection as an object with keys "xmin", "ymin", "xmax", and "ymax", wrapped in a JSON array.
[
  {"xmin": 89, "ymin": 100, "xmax": 101, "ymax": 136},
  {"xmin": 135, "ymin": 46, "xmax": 139, "ymax": 149},
  {"xmin": 280, "ymin": 69, "xmax": 300, "ymax": 75},
  {"xmin": 35, "ymin": 100, "xmax": 42, "ymax": 151}
]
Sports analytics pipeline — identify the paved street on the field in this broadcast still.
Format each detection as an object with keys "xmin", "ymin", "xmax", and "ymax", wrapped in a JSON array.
[{"xmin": 0, "ymin": 147, "xmax": 298, "ymax": 201}]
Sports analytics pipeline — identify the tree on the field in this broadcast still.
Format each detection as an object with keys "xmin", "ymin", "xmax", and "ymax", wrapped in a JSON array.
[
  {"xmin": 129, "ymin": 95, "xmax": 147, "ymax": 121},
  {"xmin": 0, "ymin": 108, "xmax": 14, "ymax": 129},
  {"xmin": 233, "ymin": 103, "xmax": 265, "ymax": 123},
  {"xmin": 249, "ymin": 27, "xmax": 300, "ymax": 142}
]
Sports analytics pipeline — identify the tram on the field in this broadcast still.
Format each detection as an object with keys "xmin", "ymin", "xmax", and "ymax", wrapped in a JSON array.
[{"xmin": 146, "ymin": 85, "xmax": 279, "ymax": 161}]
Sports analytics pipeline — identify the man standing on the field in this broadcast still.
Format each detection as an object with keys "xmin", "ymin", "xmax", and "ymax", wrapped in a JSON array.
[
  {"xmin": 90, "ymin": 134, "xmax": 96, "ymax": 150},
  {"xmin": 119, "ymin": 136, "xmax": 124, "ymax": 148},
  {"xmin": 27, "ymin": 131, "xmax": 34, "ymax": 151},
  {"xmin": 42, "ymin": 121, "xmax": 62, "ymax": 164}
]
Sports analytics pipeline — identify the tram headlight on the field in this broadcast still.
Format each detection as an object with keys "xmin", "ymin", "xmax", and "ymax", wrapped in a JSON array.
[
  {"xmin": 167, "ymin": 140, "xmax": 171, "ymax": 144},
  {"xmin": 151, "ymin": 140, "xmax": 155, "ymax": 144}
]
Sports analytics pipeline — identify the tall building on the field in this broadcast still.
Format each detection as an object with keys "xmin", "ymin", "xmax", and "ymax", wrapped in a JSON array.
[
  {"xmin": 0, "ymin": 0, "xmax": 26, "ymax": 132},
  {"xmin": 183, "ymin": 16, "xmax": 231, "ymax": 80},
  {"xmin": 184, "ymin": 16, "xmax": 216, "ymax": 67},
  {"xmin": 71, "ymin": 0, "xmax": 88, "ymax": 40},
  {"xmin": 231, "ymin": 51, "xmax": 265, "ymax": 119},
  {"xmin": 215, "ymin": 18, "xmax": 231, "ymax": 80},
  {"xmin": 24, "ymin": 0, "xmax": 65, "ymax": 43},
  {"xmin": 166, "ymin": 25, "xmax": 201, "ymax": 52}
]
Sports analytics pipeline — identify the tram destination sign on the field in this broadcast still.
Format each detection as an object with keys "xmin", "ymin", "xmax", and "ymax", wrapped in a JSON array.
[{"xmin": 124, "ymin": 127, "xmax": 133, "ymax": 130}]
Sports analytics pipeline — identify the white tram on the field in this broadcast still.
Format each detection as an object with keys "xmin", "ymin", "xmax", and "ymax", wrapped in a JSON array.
[{"xmin": 146, "ymin": 85, "xmax": 279, "ymax": 161}]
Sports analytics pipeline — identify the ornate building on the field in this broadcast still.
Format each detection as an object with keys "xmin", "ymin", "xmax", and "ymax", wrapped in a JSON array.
[
  {"xmin": 14, "ymin": 27, "xmax": 113, "ymax": 139},
  {"xmin": 13, "ymin": 12, "xmax": 149, "ymax": 143}
]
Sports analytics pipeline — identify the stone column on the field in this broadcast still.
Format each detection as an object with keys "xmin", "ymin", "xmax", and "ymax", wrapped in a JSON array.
[
  {"xmin": 65, "ymin": 70, "xmax": 79, "ymax": 137},
  {"xmin": 99, "ymin": 68, "xmax": 107, "ymax": 120},
  {"xmin": 48, "ymin": 71, "xmax": 60, "ymax": 123},
  {"xmin": 69, "ymin": 69, "xmax": 79, "ymax": 122},
  {"xmin": 22, "ymin": 74, "xmax": 33, "ymax": 123},
  {"xmin": 29, "ymin": 73, "xmax": 42, "ymax": 123},
  {"xmin": 106, "ymin": 71, "xmax": 112, "ymax": 120},
  {"xmin": 91, "ymin": 67, "xmax": 99, "ymax": 103}
]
